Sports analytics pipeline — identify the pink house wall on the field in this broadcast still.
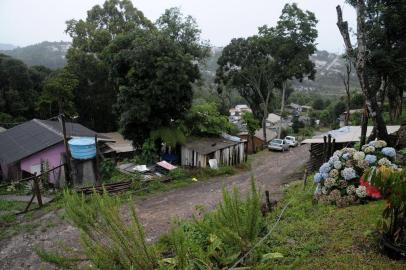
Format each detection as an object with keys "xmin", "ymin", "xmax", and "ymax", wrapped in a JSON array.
[{"xmin": 20, "ymin": 142, "xmax": 65, "ymax": 183}]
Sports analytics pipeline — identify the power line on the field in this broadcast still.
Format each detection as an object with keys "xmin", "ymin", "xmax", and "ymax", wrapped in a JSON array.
[{"xmin": 229, "ymin": 200, "xmax": 292, "ymax": 270}]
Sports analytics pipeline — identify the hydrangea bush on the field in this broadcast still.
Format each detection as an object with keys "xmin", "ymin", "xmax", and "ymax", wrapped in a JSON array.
[{"xmin": 314, "ymin": 140, "xmax": 399, "ymax": 207}]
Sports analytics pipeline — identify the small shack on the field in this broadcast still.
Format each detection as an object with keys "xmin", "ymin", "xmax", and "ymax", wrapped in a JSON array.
[
  {"xmin": 181, "ymin": 136, "xmax": 247, "ymax": 168},
  {"xmin": 302, "ymin": 125, "xmax": 400, "ymax": 171},
  {"xmin": 238, "ymin": 128, "xmax": 277, "ymax": 154}
]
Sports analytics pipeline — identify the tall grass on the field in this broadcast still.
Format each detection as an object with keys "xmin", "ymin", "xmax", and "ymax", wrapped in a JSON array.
[
  {"xmin": 63, "ymin": 190, "xmax": 158, "ymax": 270},
  {"xmin": 43, "ymin": 178, "xmax": 266, "ymax": 269}
]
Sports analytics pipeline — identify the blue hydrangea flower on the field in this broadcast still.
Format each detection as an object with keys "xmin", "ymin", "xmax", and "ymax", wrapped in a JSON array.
[
  {"xmin": 319, "ymin": 162, "xmax": 331, "ymax": 174},
  {"xmin": 322, "ymin": 173, "xmax": 329, "ymax": 180},
  {"xmin": 314, "ymin": 173, "xmax": 323, "ymax": 183},
  {"xmin": 341, "ymin": 167, "xmax": 357, "ymax": 181},
  {"xmin": 328, "ymin": 156, "xmax": 339, "ymax": 165},
  {"xmin": 342, "ymin": 153, "xmax": 350, "ymax": 160},
  {"xmin": 381, "ymin": 147, "xmax": 396, "ymax": 158},
  {"xmin": 364, "ymin": 154, "xmax": 377, "ymax": 165}
]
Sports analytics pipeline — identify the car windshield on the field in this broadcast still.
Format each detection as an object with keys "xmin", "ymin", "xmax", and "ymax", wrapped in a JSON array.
[
  {"xmin": 285, "ymin": 136, "xmax": 294, "ymax": 140},
  {"xmin": 272, "ymin": 139, "xmax": 283, "ymax": 144}
]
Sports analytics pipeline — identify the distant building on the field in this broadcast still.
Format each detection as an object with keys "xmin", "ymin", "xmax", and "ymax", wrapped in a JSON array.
[
  {"xmin": 339, "ymin": 109, "xmax": 364, "ymax": 127},
  {"xmin": 238, "ymin": 128, "xmax": 277, "ymax": 154}
]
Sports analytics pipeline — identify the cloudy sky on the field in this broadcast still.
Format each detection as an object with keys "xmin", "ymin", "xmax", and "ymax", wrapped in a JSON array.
[{"xmin": 0, "ymin": 0, "xmax": 356, "ymax": 53}]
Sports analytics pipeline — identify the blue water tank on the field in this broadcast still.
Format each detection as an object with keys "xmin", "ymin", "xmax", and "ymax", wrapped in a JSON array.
[{"xmin": 68, "ymin": 137, "xmax": 96, "ymax": 160}]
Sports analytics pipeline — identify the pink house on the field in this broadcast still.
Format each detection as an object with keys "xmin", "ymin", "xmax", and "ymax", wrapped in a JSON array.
[{"xmin": 0, "ymin": 119, "xmax": 104, "ymax": 183}]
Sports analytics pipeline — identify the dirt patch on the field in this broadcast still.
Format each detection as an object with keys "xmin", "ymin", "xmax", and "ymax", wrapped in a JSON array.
[{"xmin": 0, "ymin": 145, "xmax": 309, "ymax": 270}]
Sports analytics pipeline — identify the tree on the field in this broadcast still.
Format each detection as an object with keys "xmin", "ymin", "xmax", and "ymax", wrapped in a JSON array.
[
  {"xmin": 336, "ymin": 1, "xmax": 406, "ymax": 142},
  {"xmin": 312, "ymin": 98, "xmax": 324, "ymax": 110},
  {"xmin": 65, "ymin": 0, "xmax": 154, "ymax": 131},
  {"xmin": 339, "ymin": 54, "xmax": 352, "ymax": 126},
  {"xmin": 182, "ymin": 102, "xmax": 233, "ymax": 137},
  {"xmin": 106, "ymin": 9, "xmax": 208, "ymax": 146},
  {"xmin": 0, "ymin": 54, "xmax": 37, "ymax": 120},
  {"xmin": 242, "ymin": 112, "xmax": 261, "ymax": 153},
  {"xmin": 217, "ymin": 3, "xmax": 317, "ymax": 142},
  {"xmin": 37, "ymin": 68, "xmax": 78, "ymax": 116},
  {"xmin": 217, "ymin": 36, "xmax": 276, "ymax": 143}
]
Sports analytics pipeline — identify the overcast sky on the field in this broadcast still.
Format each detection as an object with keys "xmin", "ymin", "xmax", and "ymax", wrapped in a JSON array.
[{"xmin": 0, "ymin": 0, "xmax": 356, "ymax": 53}]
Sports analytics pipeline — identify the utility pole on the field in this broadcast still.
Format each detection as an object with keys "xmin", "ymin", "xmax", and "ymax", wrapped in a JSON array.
[
  {"xmin": 58, "ymin": 114, "xmax": 72, "ymax": 186},
  {"xmin": 278, "ymin": 81, "xmax": 286, "ymax": 138}
]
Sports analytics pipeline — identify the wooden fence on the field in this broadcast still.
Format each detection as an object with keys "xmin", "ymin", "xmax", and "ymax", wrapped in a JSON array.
[{"xmin": 0, "ymin": 164, "xmax": 67, "ymax": 214}]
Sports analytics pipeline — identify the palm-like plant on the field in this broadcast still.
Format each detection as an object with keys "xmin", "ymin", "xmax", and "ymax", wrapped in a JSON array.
[{"xmin": 367, "ymin": 167, "xmax": 406, "ymax": 248}]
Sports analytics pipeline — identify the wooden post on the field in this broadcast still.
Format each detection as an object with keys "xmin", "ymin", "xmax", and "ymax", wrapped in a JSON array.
[
  {"xmin": 33, "ymin": 173, "xmax": 43, "ymax": 207},
  {"xmin": 303, "ymin": 169, "xmax": 308, "ymax": 190},
  {"xmin": 58, "ymin": 114, "xmax": 72, "ymax": 186},
  {"xmin": 322, "ymin": 136, "xmax": 327, "ymax": 162},
  {"xmin": 331, "ymin": 139, "xmax": 336, "ymax": 157},
  {"xmin": 265, "ymin": 190, "xmax": 272, "ymax": 212},
  {"xmin": 95, "ymin": 134, "xmax": 100, "ymax": 184},
  {"xmin": 327, "ymin": 134, "xmax": 332, "ymax": 161}
]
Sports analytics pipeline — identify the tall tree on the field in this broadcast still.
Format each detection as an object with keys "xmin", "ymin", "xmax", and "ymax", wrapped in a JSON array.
[
  {"xmin": 37, "ymin": 68, "xmax": 78, "ymax": 116},
  {"xmin": 65, "ymin": 0, "xmax": 154, "ymax": 131},
  {"xmin": 217, "ymin": 36, "xmax": 277, "ymax": 143},
  {"xmin": 0, "ymin": 54, "xmax": 34, "ymax": 120},
  {"xmin": 217, "ymin": 3, "xmax": 317, "ymax": 142},
  {"xmin": 107, "ymin": 8, "xmax": 208, "ymax": 146},
  {"xmin": 337, "ymin": 0, "xmax": 406, "ymax": 141},
  {"xmin": 339, "ymin": 54, "xmax": 352, "ymax": 126}
]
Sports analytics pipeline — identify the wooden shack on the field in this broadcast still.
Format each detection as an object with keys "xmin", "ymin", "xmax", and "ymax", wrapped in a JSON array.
[
  {"xmin": 238, "ymin": 128, "xmax": 277, "ymax": 154},
  {"xmin": 181, "ymin": 136, "xmax": 247, "ymax": 168}
]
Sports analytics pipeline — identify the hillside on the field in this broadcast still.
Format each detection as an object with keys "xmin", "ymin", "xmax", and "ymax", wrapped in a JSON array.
[
  {"xmin": 0, "ymin": 41, "xmax": 70, "ymax": 69},
  {"xmin": 0, "ymin": 43, "xmax": 17, "ymax": 51},
  {"xmin": 2, "ymin": 41, "xmax": 359, "ymax": 94}
]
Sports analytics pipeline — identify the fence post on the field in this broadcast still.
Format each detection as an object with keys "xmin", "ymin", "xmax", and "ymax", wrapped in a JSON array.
[
  {"xmin": 303, "ymin": 169, "xmax": 308, "ymax": 190},
  {"xmin": 33, "ymin": 173, "xmax": 43, "ymax": 207}
]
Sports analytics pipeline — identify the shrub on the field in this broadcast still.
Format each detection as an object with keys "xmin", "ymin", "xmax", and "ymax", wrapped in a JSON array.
[
  {"xmin": 163, "ymin": 178, "xmax": 266, "ymax": 268},
  {"xmin": 100, "ymin": 158, "xmax": 116, "ymax": 180}
]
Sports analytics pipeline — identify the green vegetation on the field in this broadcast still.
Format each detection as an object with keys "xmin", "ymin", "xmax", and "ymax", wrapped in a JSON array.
[
  {"xmin": 0, "ymin": 199, "xmax": 26, "ymax": 223},
  {"xmin": 262, "ymin": 182, "xmax": 406, "ymax": 269}
]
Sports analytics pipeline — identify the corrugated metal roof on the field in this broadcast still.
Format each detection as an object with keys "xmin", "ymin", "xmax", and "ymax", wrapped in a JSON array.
[
  {"xmin": 0, "ymin": 119, "xmax": 102, "ymax": 165},
  {"xmin": 99, "ymin": 132, "xmax": 135, "ymax": 153},
  {"xmin": 183, "ymin": 137, "xmax": 243, "ymax": 155},
  {"xmin": 302, "ymin": 125, "xmax": 400, "ymax": 144}
]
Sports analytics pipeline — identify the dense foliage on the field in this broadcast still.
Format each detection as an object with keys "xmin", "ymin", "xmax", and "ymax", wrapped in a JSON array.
[{"xmin": 0, "ymin": 54, "xmax": 52, "ymax": 123}]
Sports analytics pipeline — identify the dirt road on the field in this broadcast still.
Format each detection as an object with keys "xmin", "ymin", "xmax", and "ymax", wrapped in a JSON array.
[{"xmin": 0, "ymin": 145, "xmax": 309, "ymax": 269}]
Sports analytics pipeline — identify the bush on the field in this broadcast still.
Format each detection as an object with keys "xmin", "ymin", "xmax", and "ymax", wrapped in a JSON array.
[
  {"xmin": 100, "ymin": 158, "xmax": 116, "ymax": 180},
  {"xmin": 162, "ymin": 178, "xmax": 267, "ymax": 268}
]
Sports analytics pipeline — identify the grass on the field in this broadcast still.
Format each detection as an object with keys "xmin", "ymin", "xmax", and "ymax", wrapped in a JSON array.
[
  {"xmin": 263, "ymin": 182, "xmax": 406, "ymax": 269},
  {"xmin": 0, "ymin": 199, "xmax": 27, "ymax": 223}
]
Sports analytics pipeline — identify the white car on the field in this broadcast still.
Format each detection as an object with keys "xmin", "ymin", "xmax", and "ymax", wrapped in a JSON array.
[
  {"xmin": 284, "ymin": 136, "xmax": 298, "ymax": 147},
  {"xmin": 268, "ymin": 139, "xmax": 290, "ymax": 152}
]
